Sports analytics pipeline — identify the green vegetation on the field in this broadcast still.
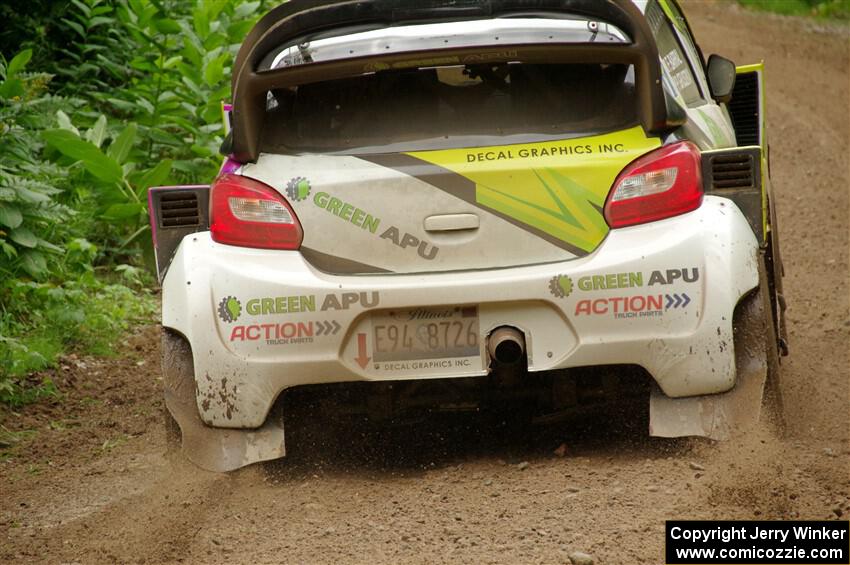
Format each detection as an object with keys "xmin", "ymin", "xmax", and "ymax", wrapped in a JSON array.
[
  {"xmin": 738, "ymin": 0, "xmax": 850, "ymax": 20},
  {"xmin": 0, "ymin": 0, "xmax": 271, "ymax": 406}
]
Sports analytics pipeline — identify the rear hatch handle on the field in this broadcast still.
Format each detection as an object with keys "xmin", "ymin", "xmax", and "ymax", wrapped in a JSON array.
[{"xmin": 424, "ymin": 213, "xmax": 480, "ymax": 233}]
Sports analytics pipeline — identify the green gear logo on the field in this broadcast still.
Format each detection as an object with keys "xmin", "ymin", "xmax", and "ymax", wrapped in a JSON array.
[
  {"xmin": 217, "ymin": 296, "xmax": 242, "ymax": 323},
  {"xmin": 548, "ymin": 275, "xmax": 573, "ymax": 299},
  {"xmin": 286, "ymin": 176, "xmax": 311, "ymax": 202}
]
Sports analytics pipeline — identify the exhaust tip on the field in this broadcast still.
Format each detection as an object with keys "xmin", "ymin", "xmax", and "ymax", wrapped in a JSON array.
[
  {"xmin": 488, "ymin": 326, "xmax": 526, "ymax": 365},
  {"xmin": 495, "ymin": 339, "xmax": 524, "ymax": 365}
]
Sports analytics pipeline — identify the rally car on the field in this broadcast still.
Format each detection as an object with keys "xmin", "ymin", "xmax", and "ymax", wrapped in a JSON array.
[{"xmin": 149, "ymin": 0, "xmax": 788, "ymax": 471}]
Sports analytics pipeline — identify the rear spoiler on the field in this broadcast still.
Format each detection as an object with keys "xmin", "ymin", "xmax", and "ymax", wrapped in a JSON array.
[{"xmin": 228, "ymin": 0, "xmax": 674, "ymax": 162}]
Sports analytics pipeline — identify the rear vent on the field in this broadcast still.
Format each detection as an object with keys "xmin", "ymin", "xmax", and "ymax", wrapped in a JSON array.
[
  {"xmin": 149, "ymin": 185, "xmax": 210, "ymax": 281},
  {"xmin": 160, "ymin": 192, "xmax": 200, "ymax": 227},
  {"xmin": 729, "ymin": 71, "xmax": 760, "ymax": 147},
  {"xmin": 709, "ymin": 153, "xmax": 755, "ymax": 189},
  {"xmin": 701, "ymin": 148, "xmax": 763, "ymax": 242}
]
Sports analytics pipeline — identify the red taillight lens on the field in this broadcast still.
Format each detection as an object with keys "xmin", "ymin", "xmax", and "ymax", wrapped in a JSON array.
[
  {"xmin": 604, "ymin": 141, "xmax": 703, "ymax": 228},
  {"xmin": 210, "ymin": 174, "xmax": 303, "ymax": 250}
]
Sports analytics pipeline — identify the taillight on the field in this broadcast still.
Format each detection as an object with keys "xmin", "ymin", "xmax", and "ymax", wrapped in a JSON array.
[
  {"xmin": 210, "ymin": 174, "xmax": 303, "ymax": 250},
  {"xmin": 604, "ymin": 141, "xmax": 703, "ymax": 228}
]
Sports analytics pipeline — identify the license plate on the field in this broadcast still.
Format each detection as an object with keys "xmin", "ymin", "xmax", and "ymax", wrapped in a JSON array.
[{"xmin": 371, "ymin": 306, "xmax": 479, "ymax": 362}]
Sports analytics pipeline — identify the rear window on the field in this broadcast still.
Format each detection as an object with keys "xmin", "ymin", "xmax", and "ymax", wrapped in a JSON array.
[{"xmin": 260, "ymin": 62, "xmax": 638, "ymax": 154}]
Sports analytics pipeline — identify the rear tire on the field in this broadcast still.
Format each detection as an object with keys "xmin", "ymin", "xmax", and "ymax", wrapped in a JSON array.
[
  {"xmin": 160, "ymin": 328, "xmax": 195, "ymax": 455},
  {"xmin": 758, "ymin": 253, "xmax": 786, "ymax": 434}
]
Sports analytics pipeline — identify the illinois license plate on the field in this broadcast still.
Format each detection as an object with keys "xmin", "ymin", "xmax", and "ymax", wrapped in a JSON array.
[{"xmin": 371, "ymin": 306, "xmax": 480, "ymax": 362}]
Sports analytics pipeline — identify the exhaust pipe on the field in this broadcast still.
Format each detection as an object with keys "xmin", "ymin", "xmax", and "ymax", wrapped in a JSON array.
[{"xmin": 487, "ymin": 326, "xmax": 526, "ymax": 365}]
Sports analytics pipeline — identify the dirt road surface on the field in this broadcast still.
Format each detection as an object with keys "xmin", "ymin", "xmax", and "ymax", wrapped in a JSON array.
[{"xmin": 2, "ymin": 3, "xmax": 848, "ymax": 564}]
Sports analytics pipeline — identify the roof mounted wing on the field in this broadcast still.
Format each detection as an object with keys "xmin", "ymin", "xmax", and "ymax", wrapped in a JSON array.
[{"xmin": 228, "ymin": 0, "xmax": 672, "ymax": 163}]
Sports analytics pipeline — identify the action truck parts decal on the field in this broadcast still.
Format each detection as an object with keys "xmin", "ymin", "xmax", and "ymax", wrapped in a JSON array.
[
  {"xmin": 548, "ymin": 267, "xmax": 701, "ymax": 319},
  {"xmin": 574, "ymin": 293, "xmax": 692, "ymax": 318}
]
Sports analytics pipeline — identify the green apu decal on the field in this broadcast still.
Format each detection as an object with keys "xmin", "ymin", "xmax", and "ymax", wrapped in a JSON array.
[
  {"xmin": 313, "ymin": 191, "xmax": 381, "ymax": 233},
  {"xmin": 218, "ymin": 292, "xmax": 381, "ymax": 324},
  {"xmin": 217, "ymin": 296, "xmax": 242, "ymax": 323},
  {"xmin": 548, "ymin": 268, "xmax": 700, "ymax": 299},
  {"xmin": 286, "ymin": 176, "xmax": 311, "ymax": 202},
  {"xmin": 549, "ymin": 274, "xmax": 574, "ymax": 298},
  {"xmin": 311, "ymin": 191, "xmax": 439, "ymax": 260}
]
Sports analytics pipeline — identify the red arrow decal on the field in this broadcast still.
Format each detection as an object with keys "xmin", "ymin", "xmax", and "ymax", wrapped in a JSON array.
[{"xmin": 355, "ymin": 333, "xmax": 371, "ymax": 369}]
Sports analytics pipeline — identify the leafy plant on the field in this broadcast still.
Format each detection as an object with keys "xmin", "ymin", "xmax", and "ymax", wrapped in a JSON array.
[
  {"xmin": 0, "ymin": 50, "xmax": 73, "ymax": 280},
  {"xmin": 42, "ymin": 112, "xmax": 172, "ymax": 252},
  {"xmin": 0, "ymin": 1, "xmax": 74, "ymax": 69},
  {"xmin": 54, "ymin": 0, "xmax": 268, "ymax": 182},
  {"xmin": 1, "ymin": 0, "xmax": 273, "ymax": 408},
  {"xmin": 0, "ymin": 48, "xmax": 160, "ymax": 406},
  {"xmin": 738, "ymin": 0, "xmax": 850, "ymax": 20},
  {"xmin": 49, "ymin": 0, "xmax": 132, "ymax": 94}
]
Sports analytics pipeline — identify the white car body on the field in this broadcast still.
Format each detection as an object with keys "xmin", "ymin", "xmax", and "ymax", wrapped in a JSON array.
[
  {"xmin": 165, "ymin": 196, "xmax": 757, "ymax": 430},
  {"xmin": 151, "ymin": 0, "xmax": 784, "ymax": 470}
]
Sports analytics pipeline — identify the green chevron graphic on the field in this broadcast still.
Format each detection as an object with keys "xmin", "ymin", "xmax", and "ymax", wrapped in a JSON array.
[{"xmin": 406, "ymin": 126, "xmax": 661, "ymax": 254}]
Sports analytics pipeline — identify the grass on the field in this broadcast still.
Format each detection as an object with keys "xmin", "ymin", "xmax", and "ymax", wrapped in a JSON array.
[
  {"xmin": 0, "ymin": 425, "xmax": 37, "ymax": 449},
  {"xmin": 99, "ymin": 435, "xmax": 128, "ymax": 454},
  {"xmin": 738, "ymin": 0, "xmax": 850, "ymax": 20},
  {"xmin": 0, "ymin": 275, "xmax": 157, "ymax": 407}
]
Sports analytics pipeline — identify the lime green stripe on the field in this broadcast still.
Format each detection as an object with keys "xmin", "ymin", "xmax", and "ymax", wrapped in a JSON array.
[
  {"xmin": 546, "ymin": 168, "xmax": 610, "ymax": 235},
  {"xmin": 481, "ymin": 182, "xmax": 583, "ymax": 230},
  {"xmin": 735, "ymin": 62, "xmax": 764, "ymax": 74},
  {"xmin": 477, "ymin": 190, "xmax": 599, "ymax": 251},
  {"xmin": 532, "ymin": 169, "xmax": 575, "ymax": 222}
]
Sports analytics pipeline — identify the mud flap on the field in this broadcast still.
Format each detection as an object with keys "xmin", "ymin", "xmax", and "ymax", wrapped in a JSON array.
[
  {"xmin": 161, "ymin": 329, "xmax": 286, "ymax": 472},
  {"xmin": 648, "ymin": 268, "xmax": 769, "ymax": 440}
]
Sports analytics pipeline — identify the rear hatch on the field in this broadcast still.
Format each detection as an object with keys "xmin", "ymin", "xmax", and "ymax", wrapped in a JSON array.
[{"xmin": 238, "ymin": 24, "xmax": 662, "ymax": 274}]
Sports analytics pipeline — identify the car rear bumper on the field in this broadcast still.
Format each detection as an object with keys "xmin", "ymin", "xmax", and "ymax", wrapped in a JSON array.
[{"xmin": 162, "ymin": 196, "xmax": 759, "ymax": 428}]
